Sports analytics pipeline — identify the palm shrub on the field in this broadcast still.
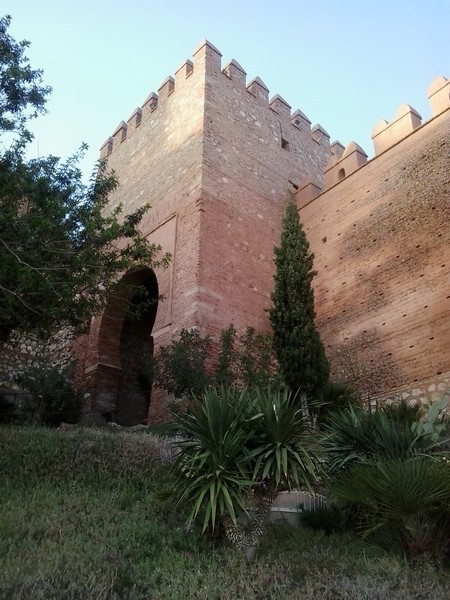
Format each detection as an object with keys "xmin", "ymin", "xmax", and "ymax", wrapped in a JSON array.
[
  {"xmin": 227, "ymin": 387, "xmax": 320, "ymax": 551},
  {"xmin": 250, "ymin": 387, "xmax": 319, "ymax": 492},
  {"xmin": 380, "ymin": 398, "xmax": 425, "ymax": 423},
  {"xmin": 322, "ymin": 397, "xmax": 450, "ymax": 561},
  {"xmin": 308, "ymin": 380, "xmax": 361, "ymax": 429},
  {"xmin": 322, "ymin": 405, "xmax": 438, "ymax": 473},
  {"xmin": 331, "ymin": 458, "xmax": 450, "ymax": 561},
  {"xmin": 165, "ymin": 386, "xmax": 255, "ymax": 534}
]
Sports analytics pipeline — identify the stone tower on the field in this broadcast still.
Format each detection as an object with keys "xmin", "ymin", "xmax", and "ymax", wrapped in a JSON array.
[{"xmin": 76, "ymin": 40, "xmax": 332, "ymax": 422}]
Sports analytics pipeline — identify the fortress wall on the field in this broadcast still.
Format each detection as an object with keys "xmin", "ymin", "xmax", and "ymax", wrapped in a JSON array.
[
  {"xmin": 298, "ymin": 108, "xmax": 450, "ymax": 402},
  {"xmin": 195, "ymin": 44, "xmax": 332, "ymax": 337}
]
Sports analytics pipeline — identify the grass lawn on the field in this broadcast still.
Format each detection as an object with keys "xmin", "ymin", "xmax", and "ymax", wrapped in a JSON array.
[{"xmin": 1, "ymin": 426, "xmax": 449, "ymax": 599}]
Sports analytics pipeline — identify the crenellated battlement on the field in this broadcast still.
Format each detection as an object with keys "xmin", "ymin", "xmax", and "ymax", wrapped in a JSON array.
[
  {"xmin": 294, "ymin": 73, "xmax": 450, "ymax": 203},
  {"xmin": 371, "ymin": 74, "xmax": 450, "ymax": 156},
  {"xmin": 99, "ymin": 42, "xmax": 449, "ymax": 218},
  {"xmin": 100, "ymin": 39, "xmax": 332, "ymax": 159},
  {"xmin": 372, "ymin": 104, "xmax": 422, "ymax": 155}
]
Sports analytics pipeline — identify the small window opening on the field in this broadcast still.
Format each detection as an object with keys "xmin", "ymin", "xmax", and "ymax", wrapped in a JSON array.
[{"xmin": 338, "ymin": 168, "xmax": 346, "ymax": 180}]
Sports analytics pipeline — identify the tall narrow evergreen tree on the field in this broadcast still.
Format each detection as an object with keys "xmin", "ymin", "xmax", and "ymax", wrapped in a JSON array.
[{"xmin": 269, "ymin": 195, "xmax": 329, "ymax": 397}]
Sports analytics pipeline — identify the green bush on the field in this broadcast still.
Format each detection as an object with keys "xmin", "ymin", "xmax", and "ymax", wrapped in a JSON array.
[
  {"xmin": 152, "ymin": 325, "xmax": 280, "ymax": 400},
  {"xmin": 0, "ymin": 392, "xmax": 16, "ymax": 423},
  {"xmin": 151, "ymin": 328, "xmax": 212, "ymax": 400},
  {"xmin": 380, "ymin": 398, "xmax": 425, "ymax": 423},
  {"xmin": 299, "ymin": 503, "xmax": 352, "ymax": 535},
  {"xmin": 309, "ymin": 380, "xmax": 361, "ymax": 428},
  {"xmin": 15, "ymin": 361, "xmax": 79, "ymax": 425},
  {"xmin": 331, "ymin": 458, "xmax": 450, "ymax": 562},
  {"xmin": 216, "ymin": 325, "xmax": 280, "ymax": 390},
  {"xmin": 322, "ymin": 405, "xmax": 438, "ymax": 472}
]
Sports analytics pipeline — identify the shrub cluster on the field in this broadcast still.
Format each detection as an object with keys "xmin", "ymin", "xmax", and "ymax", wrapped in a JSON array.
[
  {"xmin": 304, "ymin": 398, "xmax": 450, "ymax": 563},
  {"xmin": 162, "ymin": 385, "xmax": 320, "ymax": 548},
  {"xmin": 151, "ymin": 325, "xmax": 280, "ymax": 400}
]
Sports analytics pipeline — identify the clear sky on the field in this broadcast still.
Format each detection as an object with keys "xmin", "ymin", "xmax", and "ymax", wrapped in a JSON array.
[{"xmin": 3, "ymin": 0, "xmax": 449, "ymax": 182}]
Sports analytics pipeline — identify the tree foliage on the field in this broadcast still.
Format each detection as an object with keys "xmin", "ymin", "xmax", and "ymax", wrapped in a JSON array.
[
  {"xmin": 152, "ymin": 329, "xmax": 212, "ymax": 400},
  {"xmin": 152, "ymin": 325, "xmax": 280, "ymax": 400},
  {"xmin": 0, "ymin": 15, "xmax": 50, "ymax": 140},
  {"xmin": 15, "ymin": 360, "xmax": 79, "ymax": 425},
  {"xmin": 0, "ymin": 16, "xmax": 169, "ymax": 341},
  {"xmin": 268, "ymin": 195, "xmax": 329, "ymax": 396},
  {"xmin": 215, "ymin": 325, "xmax": 280, "ymax": 390}
]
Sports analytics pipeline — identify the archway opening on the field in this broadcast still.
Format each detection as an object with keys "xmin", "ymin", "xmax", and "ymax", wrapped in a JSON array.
[
  {"xmin": 114, "ymin": 269, "xmax": 158, "ymax": 426},
  {"xmin": 94, "ymin": 268, "xmax": 159, "ymax": 425}
]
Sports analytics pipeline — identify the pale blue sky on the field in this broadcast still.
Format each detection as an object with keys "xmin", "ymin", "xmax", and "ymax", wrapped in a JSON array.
[{"xmin": 4, "ymin": 0, "xmax": 449, "ymax": 181}]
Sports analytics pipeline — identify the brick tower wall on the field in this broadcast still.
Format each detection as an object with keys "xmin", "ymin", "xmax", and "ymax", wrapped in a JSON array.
[
  {"xmin": 195, "ymin": 43, "xmax": 331, "ymax": 338},
  {"xmin": 75, "ymin": 45, "xmax": 210, "ymax": 421},
  {"xmin": 76, "ymin": 41, "xmax": 335, "ymax": 421}
]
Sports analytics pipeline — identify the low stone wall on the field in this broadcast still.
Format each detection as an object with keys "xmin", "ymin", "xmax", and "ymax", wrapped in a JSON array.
[
  {"xmin": 374, "ymin": 371, "xmax": 450, "ymax": 410},
  {"xmin": 0, "ymin": 329, "xmax": 74, "ymax": 391}
]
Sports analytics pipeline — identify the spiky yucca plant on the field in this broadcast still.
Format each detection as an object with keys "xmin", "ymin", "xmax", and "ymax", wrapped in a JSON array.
[
  {"xmin": 251, "ymin": 387, "xmax": 319, "ymax": 492},
  {"xmin": 167, "ymin": 387, "xmax": 255, "ymax": 533},
  {"xmin": 166, "ymin": 386, "xmax": 320, "ymax": 544}
]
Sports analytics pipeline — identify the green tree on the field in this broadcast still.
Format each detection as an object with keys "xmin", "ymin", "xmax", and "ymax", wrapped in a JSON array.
[
  {"xmin": 0, "ymin": 15, "xmax": 50, "ymax": 141},
  {"xmin": 152, "ymin": 325, "xmax": 280, "ymax": 400},
  {"xmin": 268, "ymin": 195, "xmax": 329, "ymax": 397},
  {"xmin": 0, "ymin": 16, "xmax": 169, "ymax": 341},
  {"xmin": 15, "ymin": 360, "xmax": 79, "ymax": 425}
]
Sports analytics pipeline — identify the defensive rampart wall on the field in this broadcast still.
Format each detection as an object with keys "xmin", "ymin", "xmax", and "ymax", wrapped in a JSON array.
[{"xmin": 296, "ymin": 76, "xmax": 450, "ymax": 404}]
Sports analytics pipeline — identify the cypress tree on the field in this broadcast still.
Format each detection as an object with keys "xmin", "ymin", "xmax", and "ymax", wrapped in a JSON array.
[{"xmin": 268, "ymin": 196, "xmax": 329, "ymax": 396}]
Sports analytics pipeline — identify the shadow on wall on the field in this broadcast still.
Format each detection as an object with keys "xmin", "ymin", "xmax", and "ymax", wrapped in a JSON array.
[{"xmin": 95, "ymin": 268, "xmax": 159, "ymax": 426}]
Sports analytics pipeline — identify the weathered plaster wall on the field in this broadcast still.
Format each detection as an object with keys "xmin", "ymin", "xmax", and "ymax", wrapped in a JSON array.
[{"xmin": 297, "ymin": 108, "xmax": 450, "ymax": 403}]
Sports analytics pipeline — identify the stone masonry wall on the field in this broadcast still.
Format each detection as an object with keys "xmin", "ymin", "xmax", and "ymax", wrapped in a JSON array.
[{"xmin": 0, "ymin": 328, "xmax": 73, "ymax": 395}]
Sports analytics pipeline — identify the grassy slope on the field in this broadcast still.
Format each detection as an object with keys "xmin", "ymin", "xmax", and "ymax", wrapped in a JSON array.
[{"xmin": 1, "ymin": 426, "xmax": 449, "ymax": 600}]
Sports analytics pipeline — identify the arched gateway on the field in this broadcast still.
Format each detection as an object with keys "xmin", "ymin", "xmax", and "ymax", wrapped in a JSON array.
[{"xmin": 80, "ymin": 268, "xmax": 158, "ymax": 425}]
